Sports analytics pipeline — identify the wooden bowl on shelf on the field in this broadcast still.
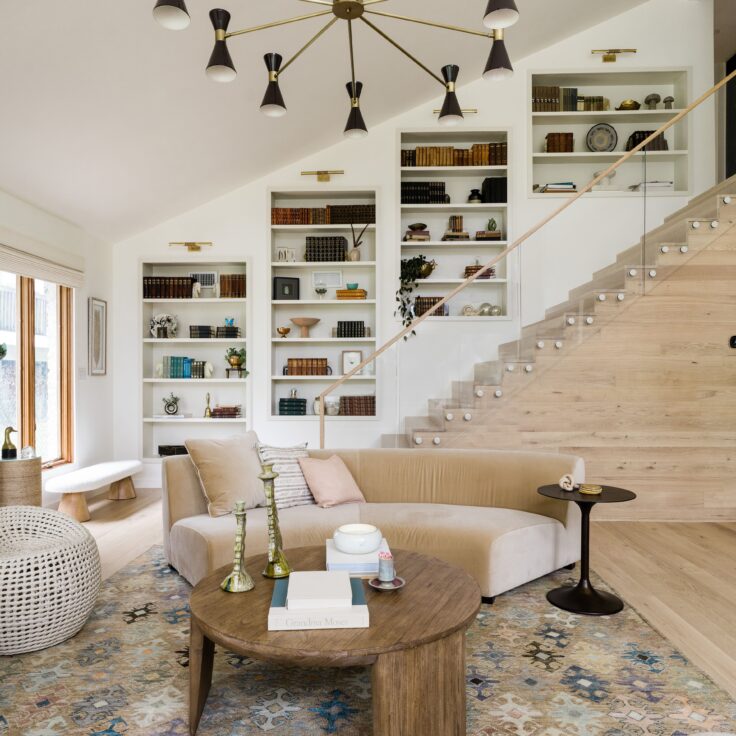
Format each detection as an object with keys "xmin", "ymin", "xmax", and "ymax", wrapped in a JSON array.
[{"xmin": 290, "ymin": 317, "xmax": 320, "ymax": 338}]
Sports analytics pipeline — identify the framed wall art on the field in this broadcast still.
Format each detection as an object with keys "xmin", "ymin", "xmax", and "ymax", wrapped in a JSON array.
[{"xmin": 88, "ymin": 297, "xmax": 107, "ymax": 376}]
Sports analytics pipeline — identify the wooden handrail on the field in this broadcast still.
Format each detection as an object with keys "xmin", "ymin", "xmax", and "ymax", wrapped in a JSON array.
[{"xmin": 319, "ymin": 68, "xmax": 736, "ymax": 448}]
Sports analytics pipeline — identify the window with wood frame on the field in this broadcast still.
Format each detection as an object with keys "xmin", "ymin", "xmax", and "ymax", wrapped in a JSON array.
[{"xmin": 0, "ymin": 270, "xmax": 73, "ymax": 467}]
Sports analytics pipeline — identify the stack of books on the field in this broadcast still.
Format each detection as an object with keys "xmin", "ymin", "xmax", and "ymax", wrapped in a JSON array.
[
  {"xmin": 336, "ymin": 321, "xmax": 366, "ymax": 338},
  {"xmin": 211, "ymin": 405, "xmax": 242, "ymax": 419},
  {"xmin": 219, "ymin": 274, "xmax": 246, "ymax": 298},
  {"xmin": 336, "ymin": 289, "xmax": 367, "ymax": 300},
  {"xmin": 339, "ymin": 395, "xmax": 376, "ymax": 416},
  {"xmin": 271, "ymin": 207, "xmax": 329, "ymax": 225},
  {"xmin": 216, "ymin": 325, "xmax": 242, "ymax": 338},
  {"xmin": 143, "ymin": 276, "xmax": 195, "ymax": 299},
  {"xmin": 464, "ymin": 264, "xmax": 495, "ymax": 280},
  {"xmin": 286, "ymin": 358, "xmax": 330, "ymax": 376},
  {"xmin": 545, "ymin": 133, "xmax": 574, "ymax": 153},
  {"xmin": 401, "ymin": 182, "xmax": 447, "ymax": 204},
  {"xmin": 268, "ymin": 571, "xmax": 369, "ymax": 631},
  {"xmin": 326, "ymin": 538, "xmax": 390, "ymax": 576},
  {"xmin": 403, "ymin": 228, "xmax": 431, "ymax": 242},
  {"xmin": 414, "ymin": 296, "xmax": 448, "ymax": 317},
  {"xmin": 475, "ymin": 230, "xmax": 503, "ymax": 241},
  {"xmin": 538, "ymin": 182, "xmax": 577, "ymax": 194},
  {"xmin": 190, "ymin": 326, "xmax": 215, "ymax": 339},
  {"xmin": 279, "ymin": 397, "xmax": 307, "ymax": 416}
]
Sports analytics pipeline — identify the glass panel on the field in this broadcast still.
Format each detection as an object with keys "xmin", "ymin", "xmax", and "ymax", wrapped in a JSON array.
[
  {"xmin": 0, "ymin": 271, "xmax": 19, "ymax": 432},
  {"xmin": 34, "ymin": 280, "xmax": 60, "ymax": 462}
]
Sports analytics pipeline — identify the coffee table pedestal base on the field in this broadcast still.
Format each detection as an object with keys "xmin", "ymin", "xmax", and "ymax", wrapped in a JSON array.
[
  {"xmin": 546, "ymin": 583, "xmax": 623, "ymax": 616},
  {"xmin": 372, "ymin": 629, "xmax": 466, "ymax": 736}
]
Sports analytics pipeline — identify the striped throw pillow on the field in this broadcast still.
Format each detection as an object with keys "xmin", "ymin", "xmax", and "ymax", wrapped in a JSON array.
[{"xmin": 257, "ymin": 443, "xmax": 315, "ymax": 509}]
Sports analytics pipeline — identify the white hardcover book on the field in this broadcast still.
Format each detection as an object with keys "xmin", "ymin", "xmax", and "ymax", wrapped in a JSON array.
[
  {"xmin": 268, "ymin": 578, "xmax": 369, "ymax": 631},
  {"xmin": 286, "ymin": 571, "xmax": 353, "ymax": 611},
  {"xmin": 325, "ymin": 538, "xmax": 390, "ymax": 575}
]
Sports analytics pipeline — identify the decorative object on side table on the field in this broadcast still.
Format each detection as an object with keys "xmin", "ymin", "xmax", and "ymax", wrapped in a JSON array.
[
  {"xmin": 558, "ymin": 473, "xmax": 577, "ymax": 491},
  {"xmin": 259, "ymin": 464, "xmax": 290, "ymax": 579},
  {"xmin": 2, "ymin": 427, "xmax": 17, "ymax": 460},
  {"xmin": 369, "ymin": 551, "xmax": 406, "ymax": 591},
  {"xmin": 162, "ymin": 393, "xmax": 180, "ymax": 416},
  {"xmin": 149, "ymin": 313, "xmax": 178, "ymax": 339},
  {"xmin": 220, "ymin": 501, "xmax": 255, "ymax": 593},
  {"xmin": 88, "ymin": 297, "xmax": 108, "ymax": 375},
  {"xmin": 273, "ymin": 276, "xmax": 300, "ymax": 301},
  {"xmin": 290, "ymin": 317, "xmax": 320, "ymax": 338},
  {"xmin": 538, "ymin": 484, "xmax": 636, "ymax": 615}
]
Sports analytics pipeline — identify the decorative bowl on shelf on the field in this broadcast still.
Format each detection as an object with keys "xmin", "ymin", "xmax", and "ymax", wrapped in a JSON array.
[
  {"xmin": 346, "ymin": 283, "xmax": 359, "ymax": 290},
  {"xmin": 333, "ymin": 524, "xmax": 383, "ymax": 555},
  {"xmin": 276, "ymin": 327, "xmax": 291, "ymax": 339},
  {"xmin": 290, "ymin": 317, "xmax": 320, "ymax": 338}
]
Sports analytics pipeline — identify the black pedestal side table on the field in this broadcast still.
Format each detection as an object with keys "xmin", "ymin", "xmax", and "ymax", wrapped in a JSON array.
[{"xmin": 538, "ymin": 484, "xmax": 636, "ymax": 616}]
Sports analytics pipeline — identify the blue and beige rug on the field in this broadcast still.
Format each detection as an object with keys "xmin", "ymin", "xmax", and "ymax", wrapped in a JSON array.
[{"xmin": 1, "ymin": 546, "xmax": 735, "ymax": 735}]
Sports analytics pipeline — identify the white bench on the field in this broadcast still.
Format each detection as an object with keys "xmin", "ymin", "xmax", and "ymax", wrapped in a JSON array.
[{"xmin": 45, "ymin": 460, "xmax": 143, "ymax": 522}]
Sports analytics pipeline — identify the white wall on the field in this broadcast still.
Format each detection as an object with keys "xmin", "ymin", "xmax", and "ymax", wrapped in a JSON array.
[
  {"xmin": 112, "ymin": 0, "xmax": 716, "ymax": 462},
  {"xmin": 0, "ymin": 188, "xmax": 114, "ymax": 498}
]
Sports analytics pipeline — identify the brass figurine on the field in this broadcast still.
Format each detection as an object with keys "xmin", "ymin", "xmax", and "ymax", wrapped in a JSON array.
[
  {"xmin": 204, "ymin": 392, "xmax": 212, "ymax": 418},
  {"xmin": 220, "ymin": 501, "xmax": 255, "ymax": 593},
  {"xmin": 2, "ymin": 427, "xmax": 17, "ymax": 460},
  {"xmin": 260, "ymin": 464, "xmax": 291, "ymax": 578}
]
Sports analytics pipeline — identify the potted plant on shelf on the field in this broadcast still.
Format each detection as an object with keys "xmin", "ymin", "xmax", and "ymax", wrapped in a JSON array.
[
  {"xmin": 347, "ymin": 223, "xmax": 370, "ymax": 262},
  {"xmin": 395, "ymin": 255, "xmax": 437, "ymax": 338},
  {"xmin": 0, "ymin": 344, "xmax": 6, "ymax": 360},
  {"xmin": 226, "ymin": 347, "xmax": 247, "ymax": 368}
]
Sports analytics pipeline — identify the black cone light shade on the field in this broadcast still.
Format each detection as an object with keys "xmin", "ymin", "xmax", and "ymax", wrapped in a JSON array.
[
  {"xmin": 344, "ymin": 82, "xmax": 368, "ymax": 139},
  {"xmin": 206, "ymin": 9, "xmax": 236, "ymax": 82},
  {"xmin": 483, "ymin": 36, "xmax": 513, "ymax": 81},
  {"xmin": 483, "ymin": 0, "xmax": 519, "ymax": 29},
  {"xmin": 260, "ymin": 53, "xmax": 287, "ymax": 117},
  {"xmin": 153, "ymin": 0, "xmax": 190, "ymax": 30},
  {"xmin": 439, "ymin": 65, "xmax": 463, "ymax": 127}
]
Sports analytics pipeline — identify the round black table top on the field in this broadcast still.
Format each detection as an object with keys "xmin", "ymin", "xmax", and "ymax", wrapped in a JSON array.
[{"xmin": 538, "ymin": 484, "xmax": 636, "ymax": 504}]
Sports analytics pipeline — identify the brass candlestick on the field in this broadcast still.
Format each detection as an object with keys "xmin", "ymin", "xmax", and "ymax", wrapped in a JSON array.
[
  {"xmin": 220, "ymin": 501, "xmax": 255, "ymax": 593},
  {"xmin": 204, "ymin": 392, "xmax": 212, "ymax": 418},
  {"xmin": 260, "ymin": 464, "xmax": 291, "ymax": 578}
]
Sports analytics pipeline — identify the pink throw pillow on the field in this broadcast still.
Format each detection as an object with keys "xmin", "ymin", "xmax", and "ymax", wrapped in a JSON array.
[{"xmin": 298, "ymin": 455, "xmax": 366, "ymax": 508}]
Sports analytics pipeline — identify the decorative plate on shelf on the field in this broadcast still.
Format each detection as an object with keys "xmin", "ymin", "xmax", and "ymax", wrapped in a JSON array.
[{"xmin": 586, "ymin": 124, "xmax": 618, "ymax": 153}]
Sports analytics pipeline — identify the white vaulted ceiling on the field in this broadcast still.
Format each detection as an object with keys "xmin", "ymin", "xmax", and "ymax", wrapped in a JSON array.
[{"xmin": 0, "ymin": 1, "xmax": 648, "ymax": 241}]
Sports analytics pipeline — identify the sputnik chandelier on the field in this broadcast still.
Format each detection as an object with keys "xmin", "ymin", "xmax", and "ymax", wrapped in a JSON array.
[{"xmin": 153, "ymin": 0, "xmax": 519, "ymax": 137}]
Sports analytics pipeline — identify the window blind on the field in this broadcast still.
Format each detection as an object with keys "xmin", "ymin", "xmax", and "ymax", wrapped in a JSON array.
[{"xmin": 0, "ymin": 243, "xmax": 84, "ymax": 289}]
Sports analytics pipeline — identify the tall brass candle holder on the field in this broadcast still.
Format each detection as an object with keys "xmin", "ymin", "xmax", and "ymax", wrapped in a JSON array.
[
  {"xmin": 220, "ymin": 501, "xmax": 255, "ymax": 593},
  {"xmin": 260, "ymin": 464, "xmax": 291, "ymax": 579}
]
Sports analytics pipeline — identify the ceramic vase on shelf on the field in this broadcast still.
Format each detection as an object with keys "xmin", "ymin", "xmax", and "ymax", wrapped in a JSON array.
[
  {"xmin": 260, "ymin": 464, "xmax": 290, "ymax": 578},
  {"xmin": 220, "ymin": 501, "xmax": 255, "ymax": 593},
  {"xmin": 347, "ymin": 248, "xmax": 361, "ymax": 262}
]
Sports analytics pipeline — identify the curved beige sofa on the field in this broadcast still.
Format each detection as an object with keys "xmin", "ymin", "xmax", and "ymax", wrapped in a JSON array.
[{"xmin": 163, "ymin": 448, "xmax": 583, "ymax": 598}]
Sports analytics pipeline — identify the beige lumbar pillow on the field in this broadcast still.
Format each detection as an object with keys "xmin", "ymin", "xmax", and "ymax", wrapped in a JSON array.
[
  {"xmin": 298, "ymin": 455, "xmax": 365, "ymax": 508},
  {"xmin": 185, "ymin": 433, "xmax": 265, "ymax": 517}
]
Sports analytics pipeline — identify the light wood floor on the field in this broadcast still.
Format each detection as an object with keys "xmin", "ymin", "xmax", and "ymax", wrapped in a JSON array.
[{"xmin": 84, "ymin": 493, "xmax": 736, "ymax": 700}]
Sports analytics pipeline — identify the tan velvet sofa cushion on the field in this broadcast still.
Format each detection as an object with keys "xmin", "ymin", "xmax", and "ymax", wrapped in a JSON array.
[
  {"xmin": 298, "ymin": 455, "xmax": 366, "ymax": 508},
  {"xmin": 185, "ymin": 433, "xmax": 265, "ymax": 516}
]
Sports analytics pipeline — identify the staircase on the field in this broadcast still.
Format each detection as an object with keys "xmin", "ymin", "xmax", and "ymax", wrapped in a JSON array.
[{"xmin": 383, "ymin": 178, "xmax": 736, "ymax": 521}]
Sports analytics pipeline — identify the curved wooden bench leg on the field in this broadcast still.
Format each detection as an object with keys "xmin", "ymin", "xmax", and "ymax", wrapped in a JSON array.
[
  {"xmin": 59, "ymin": 493, "xmax": 90, "ymax": 523},
  {"xmin": 109, "ymin": 477, "xmax": 137, "ymax": 501}
]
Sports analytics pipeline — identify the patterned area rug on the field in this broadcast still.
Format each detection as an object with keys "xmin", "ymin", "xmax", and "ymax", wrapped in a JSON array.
[{"xmin": 1, "ymin": 546, "xmax": 735, "ymax": 736}]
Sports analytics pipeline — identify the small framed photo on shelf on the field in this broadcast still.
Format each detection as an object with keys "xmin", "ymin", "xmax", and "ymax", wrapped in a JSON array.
[
  {"xmin": 273, "ymin": 277, "xmax": 300, "ymax": 300},
  {"xmin": 342, "ymin": 350, "xmax": 363, "ymax": 375},
  {"xmin": 312, "ymin": 271, "xmax": 342, "ymax": 288}
]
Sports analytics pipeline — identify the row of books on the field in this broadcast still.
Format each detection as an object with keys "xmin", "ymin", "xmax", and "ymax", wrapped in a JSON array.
[
  {"xmin": 161, "ymin": 356, "xmax": 208, "ymax": 379},
  {"xmin": 271, "ymin": 205, "xmax": 376, "ymax": 225},
  {"xmin": 337, "ymin": 321, "xmax": 367, "ymax": 338},
  {"xmin": 545, "ymin": 132, "xmax": 574, "ymax": 153},
  {"xmin": 211, "ymin": 405, "xmax": 242, "ymax": 418},
  {"xmin": 285, "ymin": 358, "xmax": 330, "ymax": 376},
  {"xmin": 625, "ymin": 131, "xmax": 668, "ymax": 151},
  {"xmin": 143, "ymin": 277, "xmax": 194, "ymax": 299},
  {"xmin": 463, "ymin": 264, "xmax": 496, "ymax": 279},
  {"xmin": 336, "ymin": 289, "xmax": 368, "ymax": 300},
  {"xmin": 532, "ymin": 86, "xmax": 610, "ymax": 112},
  {"xmin": 339, "ymin": 395, "xmax": 376, "ymax": 416},
  {"xmin": 305, "ymin": 237, "xmax": 348, "ymax": 262},
  {"xmin": 414, "ymin": 296, "xmax": 449, "ymax": 317},
  {"xmin": 219, "ymin": 274, "xmax": 246, "ymax": 298},
  {"xmin": 401, "ymin": 143, "xmax": 508, "ymax": 167},
  {"xmin": 400, "ymin": 181, "xmax": 447, "ymax": 204},
  {"xmin": 189, "ymin": 325, "xmax": 242, "ymax": 339}
]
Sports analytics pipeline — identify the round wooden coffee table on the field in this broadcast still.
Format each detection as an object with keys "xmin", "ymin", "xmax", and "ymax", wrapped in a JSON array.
[{"xmin": 189, "ymin": 546, "xmax": 481, "ymax": 736}]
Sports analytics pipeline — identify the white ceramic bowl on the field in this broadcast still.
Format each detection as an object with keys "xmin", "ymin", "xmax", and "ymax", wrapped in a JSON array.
[{"xmin": 333, "ymin": 524, "xmax": 382, "ymax": 555}]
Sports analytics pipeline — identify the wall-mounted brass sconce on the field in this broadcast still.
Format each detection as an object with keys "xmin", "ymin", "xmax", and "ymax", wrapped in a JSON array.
[
  {"xmin": 592, "ymin": 49, "xmax": 637, "ymax": 63},
  {"xmin": 301, "ymin": 170, "xmax": 345, "ymax": 182}
]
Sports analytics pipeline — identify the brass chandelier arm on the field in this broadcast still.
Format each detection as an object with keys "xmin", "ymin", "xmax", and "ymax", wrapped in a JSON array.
[
  {"xmin": 225, "ymin": 9, "xmax": 333, "ymax": 39},
  {"xmin": 364, "ymin": 9, "xmax": 494, "ymax": 39},
  {"xmin": 359, "ymin": 16, "xmax": 444, "ymax": 86},
  {"xmin": 295, "ymin": 0, "xmax": 334, "ymax": 5},
  {"xmin": 280, "ymin": 16, "xmax": 340, "ymax": 74},
  {"xmin": 348, "ymin": 20, "xmax": 357, "ymax": 92}
]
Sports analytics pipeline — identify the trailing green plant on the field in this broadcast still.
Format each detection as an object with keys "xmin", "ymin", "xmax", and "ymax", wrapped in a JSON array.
[{"xmin": 395, "ymin": 255, "xmax": 437, "ymax": 338}]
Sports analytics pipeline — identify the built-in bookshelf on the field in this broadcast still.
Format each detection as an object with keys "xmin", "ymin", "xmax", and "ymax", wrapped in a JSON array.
[
  {"xmin": 140, "ymin": 259, "xmax": 248, "ymax": 460},
  {"xmin": 399, "ymin": 129, "xmax": 512, "ymax": 321},
  {"xmin": 529, "ymin": 68, "xmax": 690, "ymax": 197},
  {"xmin": 269, "ymin": 189, "xmax": 378, "ymax": 419}
]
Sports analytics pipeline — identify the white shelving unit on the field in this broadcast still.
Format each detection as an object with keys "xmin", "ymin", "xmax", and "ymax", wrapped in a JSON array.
[
  {"xmin": 269, "ymin": 188, "xmax": 378, "ymax": 419},
  {"xmin": 140, "ymin": 258, "xmax": 249, "ymax": 460},
  {"xmin": 399, "ymin": 128, "xmax": 513, "ymax": 321},
  {"xmin": 529, "ymin": 68, "xmax": 691, "ymax": 197}
]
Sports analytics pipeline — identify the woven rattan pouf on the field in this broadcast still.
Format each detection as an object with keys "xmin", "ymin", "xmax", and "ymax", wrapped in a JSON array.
[{"xmin": 0, "ymin": 505, "xmax": 101, "ymax": 655}]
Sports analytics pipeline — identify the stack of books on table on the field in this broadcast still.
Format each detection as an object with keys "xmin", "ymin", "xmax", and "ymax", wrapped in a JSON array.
[
  {"xmin": 538, "ymin": 182, "xmax": 577, "ymax": 194},
  {"xmin": 326, "ymin": 538, "xmax": 390, "ymax": 577},
  {"xmin": 268, "ymin": 571, "xmax": 369, "ymax": 631}
]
